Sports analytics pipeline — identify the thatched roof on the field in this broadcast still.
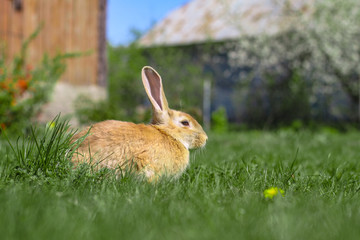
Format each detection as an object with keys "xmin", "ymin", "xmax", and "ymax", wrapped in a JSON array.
[{"xmin": 139, "ymin": 0, "xmax": 313, "ymax": 47}]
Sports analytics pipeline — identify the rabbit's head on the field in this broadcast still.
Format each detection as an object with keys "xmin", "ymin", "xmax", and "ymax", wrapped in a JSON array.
[{"xmin": 142, "ymin": 66, "xmax": 208, "ymax": 149}]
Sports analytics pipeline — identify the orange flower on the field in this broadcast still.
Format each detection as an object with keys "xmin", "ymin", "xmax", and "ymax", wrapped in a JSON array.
[
  {"xmin": 17, "ymin": 78, "xmax": 29, "ymax": 92},
  {"xmin": 0, "ymin": 123, "xmax": 6, "ymax": 131}
]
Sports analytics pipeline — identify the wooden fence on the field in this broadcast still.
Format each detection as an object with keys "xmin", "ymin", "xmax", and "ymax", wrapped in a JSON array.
[{"xmin": 0, "ymin": 0, "xmax": 107, "ymax": 86}]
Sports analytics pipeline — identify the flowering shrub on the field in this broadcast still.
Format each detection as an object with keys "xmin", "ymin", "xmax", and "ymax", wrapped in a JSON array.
[
  {"xmin": 0, "ymin": 64, "xmax": 32, "ymax": 107},
  {"xmin": 226, "ymin": 0, "xmax": 360, "ymax": 125},
  {"xmin": 0, "ymin": 28, "xmax": 68, "ymax": 133}
]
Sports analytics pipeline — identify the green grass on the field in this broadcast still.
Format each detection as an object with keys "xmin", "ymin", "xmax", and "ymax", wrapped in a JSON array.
[{"xmin": 0, "ymin": 120, "xmax": 359, "ymax": 240}]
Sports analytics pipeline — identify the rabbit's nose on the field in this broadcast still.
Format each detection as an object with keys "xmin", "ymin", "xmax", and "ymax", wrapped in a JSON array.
[
  {"xmin": 203, "ymin": 130, "xmax": 208, "ymax": 140},
  {"xmin": 202, "ymin": 133, "xmax": 208, "ymax": 144}
]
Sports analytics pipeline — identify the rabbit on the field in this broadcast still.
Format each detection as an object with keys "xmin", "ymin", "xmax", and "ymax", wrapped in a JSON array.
[{"xmin": 71, "ymin": 66, "xmax": 208, "ymax": 181}]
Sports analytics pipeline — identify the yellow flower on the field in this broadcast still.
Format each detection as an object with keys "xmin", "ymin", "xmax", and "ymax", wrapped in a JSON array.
[
  {"xmin": 47, "ymin": 121, "xmax": 56, "ymax": 129},
  {"xmin": 263, "ymin": 187, "xmax": 285, "ymax": 199}
]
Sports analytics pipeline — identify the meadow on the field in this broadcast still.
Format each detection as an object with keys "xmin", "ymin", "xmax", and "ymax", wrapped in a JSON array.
[{"xmin": 0, "ymin": 121, "xmax": 359, "ymax": 240}]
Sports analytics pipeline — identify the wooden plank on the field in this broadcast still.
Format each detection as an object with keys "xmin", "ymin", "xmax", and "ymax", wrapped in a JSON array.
[
  {"xmin": 42, "ymin": 0, "xmax": 53, "ymax": 56},
  {"xmin": 84, "ymin": 0, "xmax": 91, "ymax": 84},
  {"xmin": 0, "ymin": 0, "xmax": 6, "ymax": 44},
  {"xmin": 83, "ymin": 0, "xmax": 94, "ymax": 85},
  {"xmin": 0, "ymin": 0, "xmax": 11, "ymax": 60},
  {"xmin": 54, "ymin": 0, "xmax": 64, "ymax": 55},
  {"xmin": 65, "ymin": 0, "xmax": 77, "ymax": 84},
  {"xmin": 87, "ymin": 0, "xmax": 98, "ymax": 85},
  {"xmin": 62, "ymin": 0, "xmax": 74, "ymax": 83},
  {"xmin": 41, "ymin": 0, "xmax": 51, "ymax": 57},
  {"xmin": 37, "ymin": 0, "xmax": 43, "ymax": 63},
  {"xmin": 10, "ymin": 1, "xmax": 24, "ymax": 61},
  {"xmin": 71, "ymin": 0, "xmax": 81, "ymax": 85},
  {"xmin": 72, "ymin": 0, "xmax": 90, "ymax": 85},
  {"xmin": 35, "ymin": 0, "xmax": 43, "ymax": 64},
  {"xmin": 77, "ymin": 0, "xmax": 88, "ymax": 85},
  {"xmin": 97, "ymin": 0, "xmax": 107, "ymax": 86},
  {"xmin": 23, "ymin": 0, "xmax": 42, "ymax": 66},
  {"xmin": 0, "ymin": 0, "xmax": 103, "ymax": 86}
]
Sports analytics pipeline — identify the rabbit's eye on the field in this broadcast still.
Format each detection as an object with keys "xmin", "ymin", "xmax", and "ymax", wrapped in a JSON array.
[{"xmin": 181, "ymin": 120, "xmax": 190, "ymax": 126}]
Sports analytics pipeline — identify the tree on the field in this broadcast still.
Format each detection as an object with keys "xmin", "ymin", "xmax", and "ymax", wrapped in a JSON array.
[{"xmin": 227, "ymin": 0, "xmax": 360, "ymax": 123}]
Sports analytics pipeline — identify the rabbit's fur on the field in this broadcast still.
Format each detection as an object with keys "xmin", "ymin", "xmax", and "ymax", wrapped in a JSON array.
[{"xmin": 72, "ymin": 66, "xmax": 207, "ymax": 180}]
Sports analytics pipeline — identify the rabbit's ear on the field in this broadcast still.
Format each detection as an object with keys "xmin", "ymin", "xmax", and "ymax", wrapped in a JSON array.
[{"xmin": 142, "ymin": 66, "xmax": 170, "ymax": 123}]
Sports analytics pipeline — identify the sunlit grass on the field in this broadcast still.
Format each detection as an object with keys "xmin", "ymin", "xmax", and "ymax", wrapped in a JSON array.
[{"xmin": 0, "ymin": 120, "xmax": 359, "ymax": 240}]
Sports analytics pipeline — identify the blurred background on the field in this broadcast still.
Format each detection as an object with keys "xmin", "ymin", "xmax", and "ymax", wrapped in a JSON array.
[{"xmin": 1, "ymin": 0, "xmax": 359, "ymax": 133}]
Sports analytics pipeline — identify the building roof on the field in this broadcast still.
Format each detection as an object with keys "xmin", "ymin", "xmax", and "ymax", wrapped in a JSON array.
[{"xmin": 139, "ymin": 0, "xmax": 313, "ymax": 47}]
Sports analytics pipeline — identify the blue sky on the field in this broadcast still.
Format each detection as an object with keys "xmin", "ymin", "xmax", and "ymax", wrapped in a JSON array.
[{"xmin": 107, "ymin": 0, "xmax": 189, "ymax": 46}]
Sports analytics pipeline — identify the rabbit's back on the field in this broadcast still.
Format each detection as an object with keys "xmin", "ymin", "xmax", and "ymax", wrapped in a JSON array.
[{"xmin": 72, "ymin": 120, "xmax": 189, "ymax": 177}]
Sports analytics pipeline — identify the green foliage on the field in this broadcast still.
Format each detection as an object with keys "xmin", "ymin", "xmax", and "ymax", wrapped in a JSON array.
[
  {"xmin": 74, "ymin": 96, "xmax": 127, "ymax": 124},
  {"xmin": 245, "ymin": 68, "xmax": 311, "ymax": 128},
  {"xmin": 75, "ymin": 43, "xmax": 151, "ymax": 124},
  {"xmin": 145, "ymin": 46, "xmax": 205, "ymax": 113},
  {"xmin": 3, "ymin": 116, "xmax": 83, "ymax": 181},
  {"xmin": 75, "ymin": 43, "xmax": 206, "ymax": 124},
  {"xmin": 211, "ymin": 106, "xmax": 229, "ymax": 133},
  {"xmin": 107, "ymin": 43, "xmax": 148, "ymax": 118},
  {"xmin": 0, "ymin": 26, "xmax": 70, "ymax": 133}
]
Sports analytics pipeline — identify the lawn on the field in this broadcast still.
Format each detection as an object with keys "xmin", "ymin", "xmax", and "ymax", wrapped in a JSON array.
[{"xmin": 0, "ymin": 122, "xmax": 359, "ymax": 240}]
